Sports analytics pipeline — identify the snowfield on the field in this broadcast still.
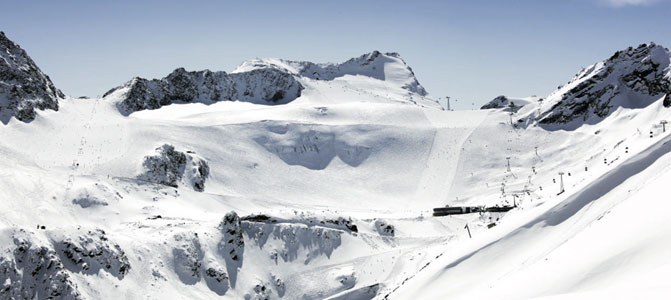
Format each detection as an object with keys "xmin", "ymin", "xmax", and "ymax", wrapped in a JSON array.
[{"xmin": 2, "ymin": 36, "xmax": 671, "ymax": 299}]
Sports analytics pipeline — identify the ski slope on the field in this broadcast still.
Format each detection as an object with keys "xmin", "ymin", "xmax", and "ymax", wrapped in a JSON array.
[
  {"xmin": 2, "ymin": 44, "xmax": 671, "ymax": 299},
  {"xmin": 390, "ymin": 101, "xmax": 671, "ymax": 299}
]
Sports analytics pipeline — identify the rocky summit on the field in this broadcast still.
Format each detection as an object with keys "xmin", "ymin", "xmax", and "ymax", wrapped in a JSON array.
[
  {"xmin": 103, "ymin": 66, "xmax": 304, "ymax": 115},
  {"xmin": 0, "ymin": 32, "xmax": 63, "ymax": 124},
  {"xmin": 103, "ymin": 50, "xmax": 431, "ymax": 116},
  {"xmin": 535, "ymin": 43, "xmax": 671, "ymax": 127}
]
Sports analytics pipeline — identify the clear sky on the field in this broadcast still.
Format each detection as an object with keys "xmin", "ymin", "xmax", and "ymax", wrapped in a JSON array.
[{"xmin": 1, "ymin": 0, "xmax": 670, "ymax": 109}]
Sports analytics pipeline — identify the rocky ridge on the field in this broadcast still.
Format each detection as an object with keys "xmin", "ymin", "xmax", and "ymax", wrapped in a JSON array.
[
  {"xmin": 0, "ymin": 32, "xmax": 63, "ymax": 123},
  {"xmin": 536, "ymin": 43, "xmax": 671, "ymax": 126}
]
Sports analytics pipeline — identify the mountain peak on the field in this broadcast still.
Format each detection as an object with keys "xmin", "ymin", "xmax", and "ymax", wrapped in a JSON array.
[
  {"xmin": 104, "ymin": 65, "xmax": 303, "ymax": 115},
  {"xmin": 105, "ymin": 51, "xmax": 431, "ymax": 115},
  {"xmin": 533, "ymin": 42, "xmax": 671, "ymax": 128},
  {"xmin": 233, "ymin": 51, "xmax": 428, "ymax": 96},
  {"xmin": 0, "ymin": 32, "xmax": 63, "ymax": 124}
]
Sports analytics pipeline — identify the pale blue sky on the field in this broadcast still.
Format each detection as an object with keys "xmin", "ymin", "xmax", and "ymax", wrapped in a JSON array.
[{"xmin": 1, "ymin": 0, "xmax": 670, "ymax": 109}]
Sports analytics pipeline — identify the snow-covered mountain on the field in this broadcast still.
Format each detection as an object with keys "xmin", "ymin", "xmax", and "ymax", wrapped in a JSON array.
[
  {"xmin": 104, "ymin": 50, "xmax": 436, "ymax": 116},
  {"xmin": 387, "ymin": 45, "xmax": 671, "ymax": 299},
  {"xmin": 528, "ymin": 43, "xmax": 671, "ymax": 129},
  {"xmin": 232, "ymin": 51, "xmax": 428, "ymax": 97},
  {"xmin": 103, "ymin": 67, "xmax": 303, "ymax": 115},
  {"xmin": 0, "ymin": 32, "xmax": 63, "ymax": 124},
  {"xmin": 2, "ymin": 34, "xmax": 671, "ymax": 300},
  {"xmin": 480, "ymin": 95, "xmax": 539, "ymax": 110}
]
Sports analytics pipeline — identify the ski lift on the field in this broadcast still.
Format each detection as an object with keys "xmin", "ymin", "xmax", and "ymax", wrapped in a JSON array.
[{"xmin": 557, "ymin": 172, "xmax": 565, "ymax": 195}]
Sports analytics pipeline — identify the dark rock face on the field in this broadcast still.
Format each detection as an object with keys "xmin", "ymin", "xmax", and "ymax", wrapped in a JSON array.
[
  {"xmin": 55, "ymin": 229, "xmax": 131, "ymax": 279},
  {"xmin": 538, "ymin": 43, "xmax": 671, "ymax": 125},
  {"xmin": 139, "ymin": 144, "xmax": 209, "ymax": 192},
  {"xmin": 0, "ymin": 32, "xmax": 63, "ymax": 124},
  {"xmin": 104, "ymin": 50, "xmax": 432, "ymax": 114},
  {"xmin": 1, "ymin": 229, "xmax": 129, "ymax": 300},
  {"xmin": 324, "ymin": 217, "xmax": 358, "ymax": 233},
  {"xmin": 240, "ymin": 214, "xmax": 358, "ymax": 234},
  {"xmin": 218, "ymin": 212, "xmax": 244, "ymax": 288},
  {"xmin": 105, "ymin": 67, "xmax": 303, "ymax": 115},
  {"xmin": 481, "ymin": 95, "xmax": 511, "ymax": 109},
  {"xmin": 219, "ymin": 212, "xmax": 245, "ymax": 263},
  {"xmin": 203, "ymin": 266, "xmax": 230, "ymax": 295},
  {"xmin": 1, "ymin": 236, "xmax": 82, "ymax": 300},
  {"xmin": 374, "ymin": 220, "xmax": 395, "ymax": 237},
  {"xmin": 245, "ymin": 282, "xmax": 272, "ymax": 300},
  {"xmin": 204, "ymin": 267, "xmax": 228, "ymax": 283},
  {"xmin": 140, "ymin": 144, "xmax": 187, "ymax": 188},
  {"xmin": 191, "ymin": 158, "xmax": 210, "ymax": 192}
]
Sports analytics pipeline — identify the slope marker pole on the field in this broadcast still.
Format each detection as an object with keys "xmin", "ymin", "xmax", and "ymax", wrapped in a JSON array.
[{"xmin": 661, "ymin": 120, "xmax": 667, "ymax": 133}]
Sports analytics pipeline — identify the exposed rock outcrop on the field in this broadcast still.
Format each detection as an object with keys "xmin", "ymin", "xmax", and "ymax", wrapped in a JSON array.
[
  {"xmin": 1, "ymin": 235, "xmax": 82, "ymax": 300},
  {"xmin": 240, "ymin": 213, "xmax": 355, "ymax": 264},
  {"xmin": 0, "ymin": 32, "xmax": 63, "ymax": 123},
  {"xmin": 374, "ymin": 220, "xmax": 395, "ymax": 237},
  {"xmin": 104, "ymin": 66, "xmax": 303, "ymax": 115},
  {"xmin": 172, "ymin": 232, "xmax": 203, "ymax": 285},
  {"xmin": 1, "ymin": 229, "xmax": 131, "ymax": 300},
  {"xmin": 104, "ymin": 50, "xmax": 432, "ymax": 114},
  {"xmin": 139, "ymin": 144, "xmax": 210, "ymax": 192},
  {"xmin": 54, "ymin": 229, "xmax": 131, "ymax": 279},
  {"xmin": 203, "ymin": 265, "xmax": 229, "ymax": 295},
  {"xmin": 537, "ymin": 43, "xmax": 671, "ymax": 126},
  {"xmin": 482, "ymin": 95, "xmax": 512, "ymax": 109},
  {"xmin": 219, "ymin": 211, "xmax": 244, "ymax": 288},
  {"xmin": 245, "ymin": 281, "xmax": 271, "ymax": 300}
]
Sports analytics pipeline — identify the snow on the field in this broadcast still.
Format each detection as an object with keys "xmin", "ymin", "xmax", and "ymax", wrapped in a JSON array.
[
  {"xmin": 233, "ymin": 51, "xmax": 430, "ymax": 98},
  {"xmin": 391, "ymin": 113, "xmax": 671, "ymax": 299},
  {"xmin": 2, "ymin": 46, "xmax": 671, "ymax": 299}
]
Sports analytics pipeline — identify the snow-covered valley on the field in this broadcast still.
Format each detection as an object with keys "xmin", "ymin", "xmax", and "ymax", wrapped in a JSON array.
[{"xmin": 2, "ymin": 30, "xmax": 671, "ymax": 299}]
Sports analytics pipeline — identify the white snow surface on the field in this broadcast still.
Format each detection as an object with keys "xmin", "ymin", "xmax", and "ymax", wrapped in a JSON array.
[
  {"xmin": 1, "ymin": 50, "xmax": 671, "ymax": 299},
  {"xmin": 233, "ymin": 51, "xmax": 429, "ymax": 97}
]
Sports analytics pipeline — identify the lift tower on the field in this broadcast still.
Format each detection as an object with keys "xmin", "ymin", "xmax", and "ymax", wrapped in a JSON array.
[{"xmin": 558, "ymin": 172, "xmax": 565, "ymax": 195}]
